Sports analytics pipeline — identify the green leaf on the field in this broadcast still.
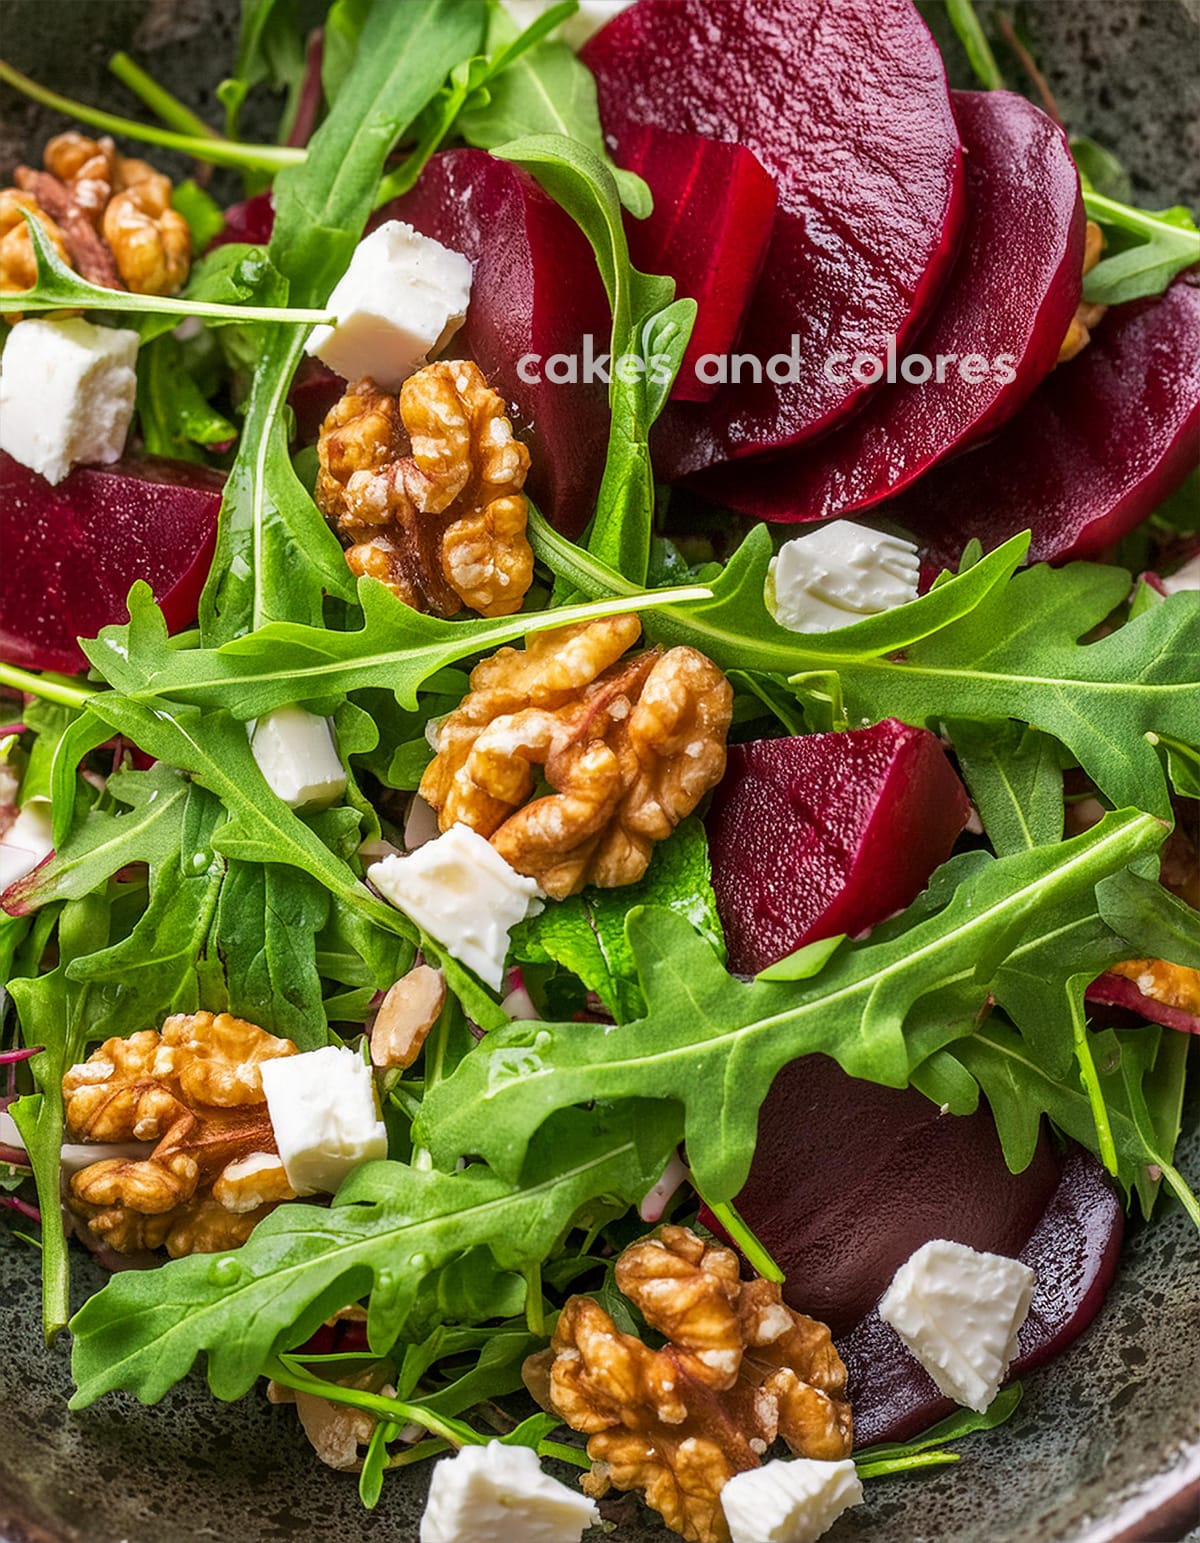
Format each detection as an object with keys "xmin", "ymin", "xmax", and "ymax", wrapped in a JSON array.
[
  {"xmin": 1095, "ymin": 868, "xmax": 1200, "ymax": 969},
  {"xmin": 416, "ymin": 811, "xmax": 1167, "ymax": 1200},
  {"xmin": 1082, "ymin": 191, "xmax": 1200, "ymax": 305},
  {"xmin": 171, "ymin": 180, "xmax": 228, "ymax": 254},
  {"xmin": 856, "ymin": 1384, "xmax": 1022, "ymax": 1479},
  {"xmin": 136, "ymin": 334, "xmax": 237, "ymax": 462},
  {"xmin": 948, "ymin": 720, "xmax": 1064, "ymax": 855},
  {"xmin": 68, "ymin": 1103, "xmax": 680, "ymax": 1407},
  {"xmin": 1070, "ymin": 137, "xmax": 1133, "ymax": 204},
  {"xmin": 943, "ymin": 0, "xmax": 1005, "ymax": 90},
  {"xmin": 222, "ymin": 0, "xmax": 327, "ymax": 140}
]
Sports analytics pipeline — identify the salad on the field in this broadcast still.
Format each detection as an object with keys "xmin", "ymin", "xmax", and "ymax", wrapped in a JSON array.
[{"xmin": 1, "ymin": 1, "xmax": 1198, "ymax": 1540}]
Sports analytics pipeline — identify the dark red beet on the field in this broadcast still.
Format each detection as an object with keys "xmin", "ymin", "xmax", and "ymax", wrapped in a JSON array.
[
  {"xmin": 888, "ymin": 274, "xmax": 1200, "ymax": 566},
  {"xmin": 582, "ymin": 0, "xmax": 964, "ymax": 474},
  {"xmin": 1085, "ymin": 972, "xmax": 1200, "ymax": 1035},
  {"xmin": 697, "ymin": 92, "xmax": 1084, "ymax": 521},
  {"xmin": 288, "ymin": 358, "xmax": 344, "ymax": 445},
  {"xmin": 207, "ymin": 192, "xmax": 275, "ymax": 250},
  {"xmin": 0, "ymin": 452, "xmax": 222, "ymax": 674},
  {"xmin": 384, "ymin": 151, "xmax": 613, "ymax": 535},
  {"xmin": 840, "ymin": 1148, "xmax": 1123, "ymax": 1446},
  {"xmin": 706, "ymin": 720, "xmax": 970, "ymax": 976},
  {"xmin": 619, "ymin": 125, "xmax": 777, "ymax": 403}
]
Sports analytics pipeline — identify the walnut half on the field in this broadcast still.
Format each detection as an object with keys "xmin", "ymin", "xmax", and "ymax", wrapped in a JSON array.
[
  {"xmin": 315, "ymin": 363, "xmax": 534, "ymax": 619},
  {"xmin": 526, "ymin": 1225, "xmax": 852, "ymax": 1543}
]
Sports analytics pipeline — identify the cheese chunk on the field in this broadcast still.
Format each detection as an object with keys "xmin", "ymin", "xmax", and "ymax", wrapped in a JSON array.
[
  {"xmin": 259, "ymin": 1046, "xmax": 387, "ymax": 1196},
  {"xmin": 722, "ymin": 1458, "xmax": 863, "ymax": 1543},
  {"xmin": 367, "ymin": 824, "xmax": 543, "ymax": 990},
  {"xmin": 250, "ymin": 707, "xmax": 346, "ymax": 810},
  {"xmin": 767, "ymin": 520, "xmax": 920, "ymax": 633},
  {"xmin": 504, "ymin": 0, "xmax": 634, "ymax": 48},
  {"xmin": 1160, "ymin": 552, "xmax": 1200, "ymax": 594},
  {"xmin": 878, "ymin": 1238, "xmax": 1036, "ymax": 1412},
  {"xmin": 0, "ymin": 316, "xmax": 137, "ymax": 484},
  {"xmin": 305, "ymin": 220, "xmax": 473, "ymax": 390},
  {"xmin": 420, "ymin": 1442, "xmax": 599, "ymax": 1543},
  {"xmin": 0, "ymin": 801, "xmax": 55, "ymax": 893}
]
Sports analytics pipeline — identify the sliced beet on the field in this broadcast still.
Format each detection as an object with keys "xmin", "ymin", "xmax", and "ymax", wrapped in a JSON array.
[
  {"xmin": 696, "ymin": 91, "xmax": 1084, "ymax": 521},
  {"xmin": 840, "ymin": 1148, "xmax": 1123, "ymax": 1446},
  {"xmin": 706, "ymin": 720, "xmax": 971, "ymax": 976},
  {"xmin": 888, "ymin": 274, "xmax": 1200, "ymax": 566},
  {"xmin": 0, "ymin": 452, "xmax": 222, "ymax": 675},
  {"xmin": 582, "ymin": 0, "xmax": 965, "ymax": 474},
  {"xmin": 207, "ymin": 192, "xmax": 275, "ymax": 250},
  {"xmin": 288, "ymin": 358, "xmax": 344, "ymax": 445},
  {"xmin": 619, "ymin": 125, "xmax": 777, "ymax": 403},
  {"xmin": 1085, "ymin": 972, "xmax": 1200, "ymax": 1035},
  {"xmin": 383, "ymin": 150, "xmax": 613, "ymax": 535}
]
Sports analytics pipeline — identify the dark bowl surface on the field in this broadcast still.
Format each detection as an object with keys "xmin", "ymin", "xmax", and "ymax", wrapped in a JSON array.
[{"xmin": 1, "ymin": 2, "xmax": 1198, "ymax": 1540}]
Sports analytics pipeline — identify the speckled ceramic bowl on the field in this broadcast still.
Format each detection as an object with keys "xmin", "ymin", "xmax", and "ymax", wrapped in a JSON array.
[{"xmin": 2, "ymin": 3, "xmax": 1198, "ymax": 1540}]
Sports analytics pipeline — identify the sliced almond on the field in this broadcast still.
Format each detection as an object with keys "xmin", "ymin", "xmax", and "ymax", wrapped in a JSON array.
[{"xmin": 370, "ymin": 964, "xmax": 446, "ymax": 1070}]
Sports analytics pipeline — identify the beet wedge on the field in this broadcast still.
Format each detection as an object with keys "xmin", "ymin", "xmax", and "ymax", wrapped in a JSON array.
[
  {"xmin": 619, "ymin": 125, "xmax": 777, "ymax": 403},
  {"xmin": 1086, "ymin": 970, "xmax": 1200, "ymax": 1035},
  {"xmin": 697, "ymin": 91, "xmax": 1085, "ymax": 522},
  {"xmin": 385, "ymin": 150, "xmax": 612, "ymax": 535},
  {"xmin": 582, "ymin": 0, "xmax": 964, "ymax": 475},
  {"xmin": 706, "ymin": 720, "xmax": 971, "ymax": 976},
  {"xmin": 0, "ymin": 452, "xmax": 222, "ymax": 675},
  {"xmin": 888, "ymin": 273, "xmax": 1200, "ymax": 566}
]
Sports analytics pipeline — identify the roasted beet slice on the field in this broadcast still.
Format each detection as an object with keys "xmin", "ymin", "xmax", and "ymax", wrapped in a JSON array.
[
  {"xmin": 1085, "ymin": 972, "xmax": 1200, "ymax": 1035},
  {"xmin": 582, "ymin": 0, "xmax": 964, "ymax": 474},
  {"xmin": 706, "ymin": 721, "xmax": 970, "ymax": 976},
  {"xmin": 384, "ymin": 150, "xmax": 612, "ymax": 535},
  {"xmin": 619, "ymin": 125, "xmax": 777, "ymax": 403},
  {"xmin": 207, "ymin": 191, "xmax": 275, "ymax": 249},
  {"xmin": 697, "ymin": 91, "xmax": 1084, "ymax": 521},
  {"xmin": 888, "ymin": 274, "xmax": 1200, "ymax": 566},
  {"xmin": 288, "ymin": 358, "xmax": 344, "ymax": 445},
  {"xmin": 840, "ymin": 1148, "xmax": 1123, "ymax": 1445},
  {"xmin": 0, "ymin": 452, "xmax": 222, "ymax": 674}
]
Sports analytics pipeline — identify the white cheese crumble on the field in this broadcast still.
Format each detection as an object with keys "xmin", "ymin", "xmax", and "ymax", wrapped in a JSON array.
[
  {"xmin": 878, "ymin": 1238, "xmax": 1036, "ymax": 1411},
  {"xmin": 420, "ymin": 1441, "xmax": 599, "ymax": 1543},
  {"xmin": 249, "ymin": 707, "xmax": 347, "ymax": 810},
  {"xmin": 766, "ymin": 520, "xmax": 921, "ymax": 633},
  {"xmin": 0, "ymin": 316, "xmax": 137, "ymax": 484},
  {"xmin": 259, "ymin": 1046, "xmax": 387, "ymax": 1196},
  {"xmin": 503, "ymin": 0, "xmax": 635, "ymax": 48},
  {"xmin": 305, "ymin": 220, "xmax": 473, "ymax": 390},
  {"xmin": 721, "ymin": 1458, "xmax": 863, "ymax": 1543},
  {"xmin": 0, "ymin": 800, "xmax": 55, "ymax": 893},
  {"xmin": 1160, "ymin": 553, "xmax": 1200, "ymax": 594},
  {"xmin": 367, "ymin": 824, "xmax": 543, "ymax": 990}
]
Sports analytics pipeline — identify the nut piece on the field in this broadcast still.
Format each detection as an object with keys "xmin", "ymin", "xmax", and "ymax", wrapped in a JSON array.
[
  {"xmin": 102, "ymin": 175, "xmax": 191, "ymax": 295},
  {"xmin": 419, "ymin": 617, "xmax": 733, "ymax": 899},
  {"xmin": 527, "ymin": 1225, "xmax": 853, "ymax": 1543},
  {"xmin": 1109, "ymin": 957, "xmax": 1200, "ymax": 1017},
  {"xmin": 315, "ymin": 363, "xmax": 534, "ymax": 618},
  {"xmin": 64, "ymin": 1012, "xmax": 297, "ymax": 1255},
  {"xmin": 0, "ymin": 189, "xmax": 70, "ymax": 293},
  {"xmin": 370, "ymin": 964, "xmax": 446, "ymax": 1069},
  {"xmin": 1058, "ymin": 220, "xmax": 1107, "ymax": 364}
]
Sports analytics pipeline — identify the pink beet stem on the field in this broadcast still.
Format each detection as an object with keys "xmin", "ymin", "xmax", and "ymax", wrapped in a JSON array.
[{"xmin": 0, "ymin": 1194, "xmax": 40, "ymax": 1224}]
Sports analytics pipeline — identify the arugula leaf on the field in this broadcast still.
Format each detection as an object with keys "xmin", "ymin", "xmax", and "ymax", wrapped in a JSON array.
[
  {"xmin": 855, "ymin": 1384, "xmax": 1022, "ymax": 1479},
  {"xmin": 416, "ymin": 811, "xmax": 1166, "ymax": 1200},
  {"xmin": 170, "ymin": 180, "xmax": 228, "ymax": 254},
  {"xmin": 68, "ymin": 1103, "xmax": 680, "ymax": 1407},
  {"xmin": 1096, "ymin": 869, "xmax": 1200, "ymax": 968},
  {"xmin": 496, "ymin": 136, "xmax": 687, "ymax": 585},
  {"xmin": 1082, "ymin": 190, "xmax": 1200, "ymax": 305},
  {"xmin": 947, "ymin": 720, "xmax": 1064, "ymax": 855},
  {"xmin": 85, "ymin": 575, "xmax": 709, "ymax": 716},
  {"xmin": 942, "ymin": 0, "xmax": 1005, "ymax": 90},
  {"xmin": 1071, "ymin": 137, "xmax": 1133, "ymax": 204},
  {"xmin": 136, "ymin": 335, "xmax": 236, "ymax": 463}
]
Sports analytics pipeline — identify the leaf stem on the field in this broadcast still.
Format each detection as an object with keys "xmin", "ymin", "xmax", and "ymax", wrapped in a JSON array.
[
  {"xmin": 0, "ymin": 663, "xmax": 96, "ymax": 711},
  {"xmin": 856, "ymin": 1451, "xmax": 961, "ymax": 1481},
  {"xmin": 698, "ymin": 1194, "xmax": 785, "ymax": 1284},
  {"xmin": 0, "ymin": 58, "xmax": 304, "ymax": 172},
  {"xmin": 1071, "ymin": 995, "xmax": 1118, "ymax": 1176},
  {"xmin": 267, "ymin": 1356, "xmax": 486, "ymax": 1449},
  {"xmin": 108, "ymin": 53, "xmax": 220, "ymax": 140},
  {"xmin": 537, "ymin": 1440, "xmax": 590, "ymax": 1470}
]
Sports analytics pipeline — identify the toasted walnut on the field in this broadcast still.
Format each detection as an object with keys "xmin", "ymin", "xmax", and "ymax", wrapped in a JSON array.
[
  {"xmin": 0, "ymin": 188, "xmax": 71, "ymax": 292},
  {"xmin": 419, "ymin": 617, "xmax": 733, "ymax": 898},
  {"xmin": 1058, "ymin": 220, "xmax": 1107, "ymax": 364},
  {"xmin": 64, "ymin": 1012, "xmax": 297, "ymax": 1255},
  {"xmin": 315, "ymin": 364, "xmax": 534, "ymax": 618},
  {"xmin": 370, "ymin": 964, "xmax": 446, "ymax": 1070},
  {"xmin": 269, "ymin": 1369, "xmax": 399, "ymax": 1471},
  {"xmin": 527, "ymin": 1226, "xmax": 852, "ymax": 1543},
  {"xmin": 14, "ymin": 165, "xmax": 123, "ymax": 290},
  {"xmin": 102, "ymin": 175, "xmax": 191, "ymax": 295},
  {"xmin": 163, "ymin": 1198, "xmax": 272, "ymax": 1258},
  {"xmin": 212, "ymin": 1151, "xmax": 297, "ymax": 1213},
  {"xmin": 1109, "ymin": 957, "xmax": 1200, "ymax": 1016}
]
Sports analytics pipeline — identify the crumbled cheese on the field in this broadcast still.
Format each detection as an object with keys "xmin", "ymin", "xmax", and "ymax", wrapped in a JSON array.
[
  {"xmin": 721, "ymin": 1458, "xmax": 863, "ymax": 1543},
  {"xmin": 367, "ymin": 824, "xmax": 543, "ymax": 990},
  {"xmin": 0, "ymin": 316, "xmax": 137, "ymax": 484},
  {"xmin": 1160, "ymin": 553, "xmax": 1200, "ymax": 594},
  {"xmin": 305, "ymin": 220, "xmax": 473, "ymax": 390},
  {"xmin": 249, "ymin": 707, "xmax": 347, "ymax": 810},
  {"xmin": 259, "ymin": 1046, "xmax": 387, "ymax": 1196},
  {"xmin": 767, "ymin": 520, "xmax": 920, "ymax": 633},
  {"xmin": 878, "ymin": 1238, "xmax": 1036, "ymax": 1411},
  {"xmin": 0, "ymin": 800, "xmax": 55, "ymax": 893},
  {"xmin": 420, "ymin": 1442, "xmax": 599, "ymax": 1543},
  {"xmin": 504, "ymin": 0, "xmax": 634, "ymax": 48}
]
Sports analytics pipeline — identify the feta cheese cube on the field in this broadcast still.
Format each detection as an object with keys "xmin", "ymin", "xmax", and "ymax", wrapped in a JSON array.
[
  {"xmin": 367, "ymin": 824, "xmax": 543, "ymax": 990},
  {"xmin": 250, "ymin": 707, "xmax": 347, "ymax": 810},
  {"xmin": 1160, "ymin": 552, "xmax": 1200, "ymax": 594},
  {"xmin": 420, "ymin": 1442, "xmax": 599, "ymax": 1543},
  {"xmin": 305, "ymin": 221, "xmax": 473, "ymax": 390},
  {"xmin": 767, "ymin": 520, "xmax": 921, "ymax": 634},
  {"xmin": 504, "ymin": 0, "xmax": 634, "ymax": 49},
  {"xmin": 0, "ymin": 800, "xmax": 55, "ymax": 893},
  {"xmin": 0, "ymin": 316, "xmax": 137, "ymax": 485},
  {"xmin": 259, "ymin": 1045, "xmax": 388, "ymax": 1196},
  {"xmin": 721, "ymin": 1458, "xmax": 863, "ymax": 1543},
  {"xmin": 878, "ymin": 1238, "xmax": 1036, "ymax": 1411}
]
